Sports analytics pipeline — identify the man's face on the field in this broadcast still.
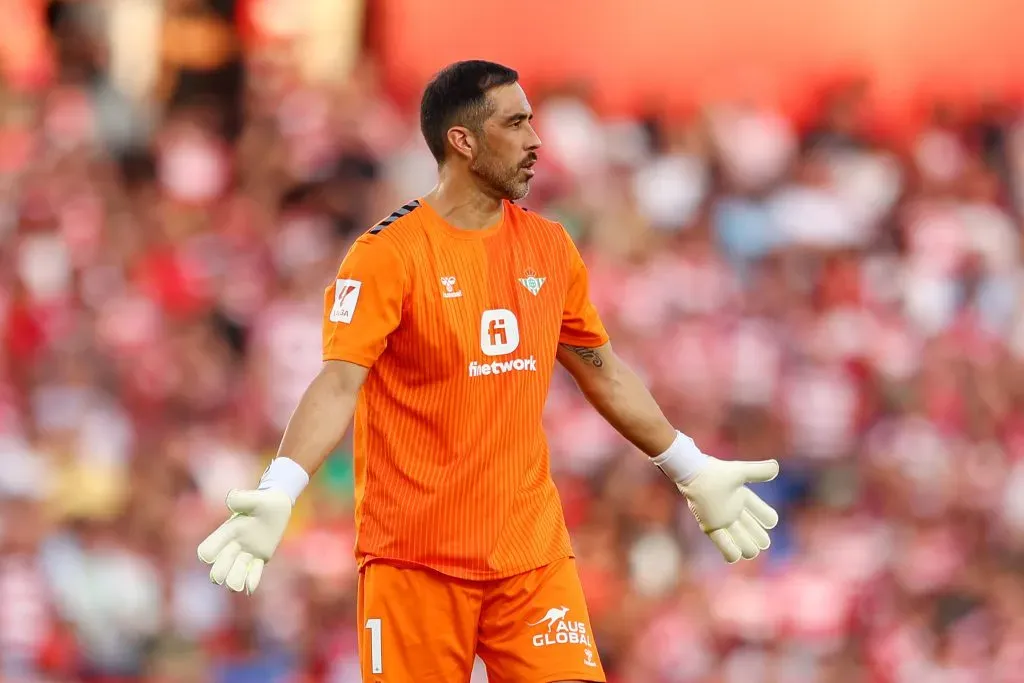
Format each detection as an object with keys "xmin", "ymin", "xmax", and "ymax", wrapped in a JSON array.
[{"xmin": 469, "ymin": 83, "xmax": 542, "ymax": 200}]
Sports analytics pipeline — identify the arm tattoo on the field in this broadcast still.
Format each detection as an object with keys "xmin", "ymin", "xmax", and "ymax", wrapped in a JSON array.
[{"xmin": 564, "ymin": 345, "xmax": 604, "ymax": 368}]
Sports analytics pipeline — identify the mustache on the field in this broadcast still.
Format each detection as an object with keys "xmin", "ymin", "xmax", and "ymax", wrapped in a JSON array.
[{"xmin": 520, "ymin": 155, "xmax": 538, "ymax": 167}]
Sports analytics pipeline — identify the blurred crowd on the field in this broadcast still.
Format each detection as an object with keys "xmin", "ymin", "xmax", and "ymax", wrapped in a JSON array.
[{"xmin": 6, "ymin": 2, "xmax": 1024, "ymax": 683}]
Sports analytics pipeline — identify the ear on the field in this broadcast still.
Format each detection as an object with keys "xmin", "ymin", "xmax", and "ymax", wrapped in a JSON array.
[{"xmin": 446, "ymin": 126, "xmax": 476, "ymax": 161}]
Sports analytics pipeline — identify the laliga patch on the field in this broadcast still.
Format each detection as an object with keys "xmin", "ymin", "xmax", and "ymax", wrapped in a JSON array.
[{"xmin": 330, "ymin": 279, "xmax": 362, "ymax": 323}]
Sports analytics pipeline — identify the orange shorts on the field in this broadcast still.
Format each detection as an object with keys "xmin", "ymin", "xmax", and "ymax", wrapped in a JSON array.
[{"xmin": 356, "ymin": 558, "xmax": 606, "ymax": 683}]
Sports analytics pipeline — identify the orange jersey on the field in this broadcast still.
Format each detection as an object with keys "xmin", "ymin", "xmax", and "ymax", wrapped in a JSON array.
[{"xmin": 321, "ymin": 199, "xmax": 608, "ymax": 580}]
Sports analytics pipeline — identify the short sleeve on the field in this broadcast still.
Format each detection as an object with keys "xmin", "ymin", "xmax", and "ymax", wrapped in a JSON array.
[
  {"xmin": 559, "ymin": 230, "xmax": 610, "ymax": 348},
  {"xmin": 322, "ymin": 235, "xmax": 406, "ymax": 367}
]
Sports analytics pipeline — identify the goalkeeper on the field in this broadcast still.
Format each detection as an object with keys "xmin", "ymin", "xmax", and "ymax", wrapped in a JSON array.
[{"xmin": 198, "ymin": 60, "xmax": 779, "ymax": 683}]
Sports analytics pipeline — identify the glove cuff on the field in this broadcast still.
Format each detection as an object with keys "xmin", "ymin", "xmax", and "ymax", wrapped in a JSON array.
[
  {"xmin": 651, "ymin": 431, "xmax": 708, "ymax": 484},
  {"xmin": 257, "ymin": 457, "xmax": 310, "ymax": 504}
]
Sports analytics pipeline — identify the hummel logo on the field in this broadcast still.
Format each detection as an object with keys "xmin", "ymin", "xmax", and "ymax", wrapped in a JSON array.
[{"xmin": 440, "ymin": 276, "xmax": 463, "ymax": 298}]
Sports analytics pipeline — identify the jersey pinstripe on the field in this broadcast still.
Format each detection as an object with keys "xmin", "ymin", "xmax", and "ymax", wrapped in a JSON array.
[{"xmin": 322, "ymin": 199, "xmax": 608, "ymax": 579}]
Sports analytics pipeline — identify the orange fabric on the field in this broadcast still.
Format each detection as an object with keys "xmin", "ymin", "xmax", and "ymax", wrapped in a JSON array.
[
  {"xmin": 322, "ymin": 199, "xmax": 609, "ymax": 580},
  {"xmin": 374, "ymin": 0, "xmax": 1024, "ymax": 134},
  {"xmin": 357, "ymin": 561, "xmax": 481, "ymax": 682},
  {"xmin": 357, "ymin": 559, "xmax": 606, "ymax": 682}
]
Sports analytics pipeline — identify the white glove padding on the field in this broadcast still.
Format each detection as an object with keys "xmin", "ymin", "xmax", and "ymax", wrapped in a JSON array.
[
  {"xmin": 677, "ymin": 458, "xmax": 780, "ymax": 563},
  {"xmin": 197, "ymin": 488, "xmax": 293, "ymax": 594}
]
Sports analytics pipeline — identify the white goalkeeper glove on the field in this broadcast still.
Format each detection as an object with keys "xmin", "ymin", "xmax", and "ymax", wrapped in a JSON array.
[
  {"xmin": 653, "ymin": 431, "xmax": 780, "ymax": 563},
  {"xmin": 197, "ymin": 457, "xmax": 309, "ymax": 594}
]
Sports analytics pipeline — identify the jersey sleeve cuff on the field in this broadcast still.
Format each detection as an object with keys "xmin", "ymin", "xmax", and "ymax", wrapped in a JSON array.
[
  {"xmin": 322, "ymin": 349, "xmax": 379, "ymax": 368},
  {"xmin": 557, "ymin": 331, "xmax": 610, "ymax": 348}
]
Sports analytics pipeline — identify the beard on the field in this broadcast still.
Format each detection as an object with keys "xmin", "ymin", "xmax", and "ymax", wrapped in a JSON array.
[{"xmin": 470, "ymin": 147, "xmax": 530, "ymax": 201}]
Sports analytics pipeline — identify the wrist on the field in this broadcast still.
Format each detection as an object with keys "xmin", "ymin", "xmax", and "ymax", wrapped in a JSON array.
[
  {"xmin": 650, "ymin": 431, "xmax": 708, "ymax": 484},
  {"xmin": 257, "ymin": 457, "xmax": 310, "ymax": 504}
]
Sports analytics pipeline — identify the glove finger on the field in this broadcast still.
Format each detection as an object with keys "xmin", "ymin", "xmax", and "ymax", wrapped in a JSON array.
[
  {"xmin": 740, "ymin": 459, "xmax": 780, "ymax": 484},
  {"xmin": 739, "ymin": 510, "xmax": 771, "ymax": 551},
  {"xmin": 745, "ymin": 489, "xmax": 780, "ymax": 530},
  {"xmin": 709, "ymin": 528, "xmax": 742, "ymax": 564},
  {"xmin": 225, "ymin": 489, "xmax": 265, "ymax": 515},
  {"xmin": 197, "ymin": 521, "xmax": 236, "ymax": 564},
  {"xmin": 729, "ymin": 521, "xmax": 761, "ymax": 560},
  {"xmin": 226, "ymin": 552, "xmax": 254, "ymax": 593},
  {"xmin": 246, "ymin": 558, "xmax": 265, "ymax": 595},
  {"xmin": 209, "ymin": 541, "xmax": 241, "ymax": 585}
]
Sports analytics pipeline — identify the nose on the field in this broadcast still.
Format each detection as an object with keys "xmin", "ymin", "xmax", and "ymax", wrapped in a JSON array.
[{"xmin": 526, "ymin": 123, "xmax": 542, "ymax": 151}]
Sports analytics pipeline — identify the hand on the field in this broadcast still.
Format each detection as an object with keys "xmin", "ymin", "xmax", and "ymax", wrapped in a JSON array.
[
  {"xmin": 677, "ymin": 458, "xmax": 780, "ymax": 563},
  {"xmin": 197, "ymin": 488, "xmax": 293, "ymax": 594}
]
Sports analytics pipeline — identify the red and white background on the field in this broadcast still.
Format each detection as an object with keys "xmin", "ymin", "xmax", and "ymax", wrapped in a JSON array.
[{"xmin": 1, "ymin": 1, "xmax": 1024, "ymax": 682}]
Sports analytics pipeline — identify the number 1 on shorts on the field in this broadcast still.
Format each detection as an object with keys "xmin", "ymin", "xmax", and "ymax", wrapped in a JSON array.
[{"xmin": 365, "ymin": 618, "xmax": 383, "ymax": 673}]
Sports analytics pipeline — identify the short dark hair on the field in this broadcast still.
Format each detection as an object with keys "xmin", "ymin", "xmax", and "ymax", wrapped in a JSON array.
[{"xmin": 420, "ymin": 60, "xmax": 519, "ymax": 163}]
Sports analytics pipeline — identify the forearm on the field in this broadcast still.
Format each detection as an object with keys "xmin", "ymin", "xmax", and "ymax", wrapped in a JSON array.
[
  {"xmin": 562, "ymin": 346, "xmax": 676, "ymax": 457},
  {"xmin": 276, "ymin": 363, "xmax": 362, "ymax": 474},
  {"xmin": 257, "ymin": 361, "xmax": 365, "ymax": 502}
]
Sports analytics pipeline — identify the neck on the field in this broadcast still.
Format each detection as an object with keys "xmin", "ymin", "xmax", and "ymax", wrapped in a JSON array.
[{"xmin": 424, "ymin": 166, "xmax": 505, "ymax": 231}]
